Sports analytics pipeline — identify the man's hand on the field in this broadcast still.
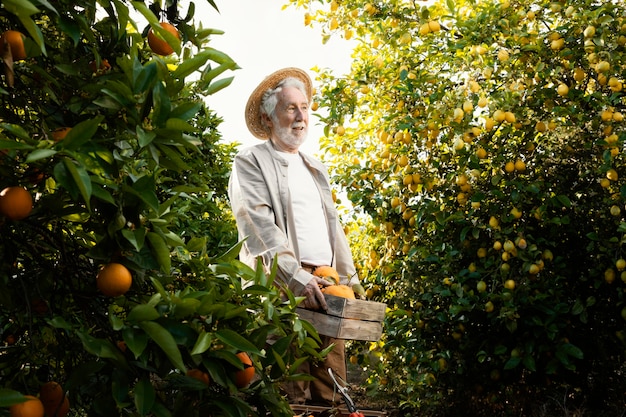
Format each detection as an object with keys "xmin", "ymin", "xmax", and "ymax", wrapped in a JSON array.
[{"xmin": 300, "ymin": 276, "xmax": 332, "ymax": 310}]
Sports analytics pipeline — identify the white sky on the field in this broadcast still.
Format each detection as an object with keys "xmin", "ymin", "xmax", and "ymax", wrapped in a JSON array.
[{"xmin": 197, "ymin": 0, "xmax": 355, "ymax": 155}]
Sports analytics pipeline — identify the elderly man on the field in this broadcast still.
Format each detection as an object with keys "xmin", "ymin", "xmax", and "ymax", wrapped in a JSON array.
[{"xmin": 228, "ymin": 67, "xmax": 361, "ymax": 405}]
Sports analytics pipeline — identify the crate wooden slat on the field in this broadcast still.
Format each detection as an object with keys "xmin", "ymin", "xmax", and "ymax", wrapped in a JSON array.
[
  {"xmin": 296, "ymin": 308, "xmax": 383, "ymax": 341},
  {"xmin": 296, "ymin": 294, "xmax": 386, "ymax": 342},
  {"xmin": 291, "ymin": 404, "xmax": 387, "ymax": 417},
  {"xmin": 323, "ymin": 295, "xmax": 386, "ymax": 321}
]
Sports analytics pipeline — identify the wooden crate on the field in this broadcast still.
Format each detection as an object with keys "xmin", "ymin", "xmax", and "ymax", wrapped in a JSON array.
[
  {"xmin": 296, "ymin": 295, "xmax": 386, "ymax": 342},
  {"xmin": 291, "ymin": 404, "xmax": 387, "ymax": 417}
]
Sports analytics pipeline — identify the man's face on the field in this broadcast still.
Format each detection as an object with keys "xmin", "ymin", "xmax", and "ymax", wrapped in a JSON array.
[{"xmin": 267, "ymin": 86, "xmax": 309, "ymax": 153}]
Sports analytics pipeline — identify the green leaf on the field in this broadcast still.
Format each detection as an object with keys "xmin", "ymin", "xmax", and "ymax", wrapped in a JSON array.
[
  {"xmin": 0, "ymin": 389, "xmax": 27, "ymax": 407},
  {"xmin": 556, "ymin": 195, "xmax": 572, "ymax": 208},
  {"xmin": 129, "ymin": 175, "xmax": 159, "ymax": 212},
  {"xmin": 173, "ymin": 49, "xmax": 236, "ymax": 79},
  {"xmin": 139, "ymin": 321, "xmax": 186, "ymax": 372},
  {"xmin": 26, "ymin": 149, "xmax": 57, "ymax": 162},
  {"xmin": 47, "ymin": 316, "xmax": 72, "ymax": 330},
  {"xmin": 155, "ymin": 143, "xmax": 190, "ymax": 171},
  {"xmin": 185, "ymin": 236, "xmax": 206, "ymax": 252},
  {"xmin": 190, "ymin": 330, "xmax": 213, "ymax": 355},
  {"xmin": 108, "ymin": 305, "xmax": 124, "ymax": 331},
  {"xmin": 137, "ymin": 126, "xmax": 156, "ymax": 147},
  {"xmin": 121, "ymin": 227, "xmax": 146, "ymax": 251},
  {"xmin": 134, "ymin": 61, "xmax": 158, "ymax": 94},
  {"xmin": 58, "ymin": 15, "xmax": 80, "ymax": 45},
  {"xmin": 151, "ymin": 78, "xmax": 171, "ymax": 127},
  {"xmin": 523, "ymin": 355, "xmax": 537, "ymax": 371},
  {"xmin": 170, "ymin": 102, "xmax": 202, "ymax": 121},
  {"xmin": 171, "ymin": 297, "xmax": 201, "ymax": 318},
  {"xmin": 63, "ymin": 157, "xmax": 92, "ymax": 210},
  {"xmin": 3, "ymin": 0, "xmax": 40, "ymax": 16},
  {"xmin": 60, "ymin": 116, "xmax": 104, "ymax": 150},
  {"xmin": 77, "ymin": 331, "xmax": 128, "ymax": 368},
  {"xmin": 165, "ymin": 118, "xmax": 199, "ymax": 132},
  {"xmin": 215, "ymin": 329, "xmax": 262, "ymax": 355},
  {"xmin": 561, "ymin": 343, "xmax": 584, "ymax": 359},
  {"xmin": 151, "ymin": 402, "xmax": 172, "ymax": 417},
  {"xmin": 128, "ymin": 304, "xmax": 161, "ymax": 322},
  {"xmin": 205, "ymin": 76, "xmax": 235, "ymax": 96},
  {"xmin": 0, "ymin": 123, "xmax": 31, "ymax": 140},
  {"xmin": 134, "ymin": 378, "xmax": 156, "ymax": 417},
  {"xmin": 146, "ymin": 232, "xmax": 171, "ymax": 273},
  {"xmin": 123, "ymin": 327, "xmax": 149, "ymax": 359},
  {"xmin": 504, "ymin": 356, "xmax": 521, "ymax": 370},
  {"xmin": 216, "ymin": 240, "xmax": 245, "ymax": 263},
  {"xmin": 0, "ymin": 140, "xmax": 33, "ymax": 150}
]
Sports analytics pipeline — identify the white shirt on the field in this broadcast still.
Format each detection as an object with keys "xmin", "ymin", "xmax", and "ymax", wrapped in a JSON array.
[{"xmin": 278, "ymin": 151, "xmax": 333, "ymax": 266}]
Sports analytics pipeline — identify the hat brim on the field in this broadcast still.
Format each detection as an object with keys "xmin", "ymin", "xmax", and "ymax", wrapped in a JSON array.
[{"xmin": 245, "ymin": 67, "xmax": 313, "ymax": 140}]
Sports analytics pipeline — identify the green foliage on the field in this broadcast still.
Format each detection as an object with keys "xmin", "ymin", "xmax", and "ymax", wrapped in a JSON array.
[
  {"xmin": 290, "ymin": 0, "xmax": 626, "ymax": 415},
  {"xmin": 0, "ymin": 1, "xmax": 322, "ymax": 416}
]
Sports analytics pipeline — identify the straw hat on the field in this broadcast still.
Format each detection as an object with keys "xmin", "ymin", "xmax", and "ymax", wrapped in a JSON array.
[{"xmin": 245, "ymin": 67, "xmax": 313, "ymax": 140}]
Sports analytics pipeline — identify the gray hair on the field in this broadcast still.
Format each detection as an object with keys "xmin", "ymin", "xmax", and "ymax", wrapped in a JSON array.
[{"xmin": 259, "ymin": 77, "xmax": 309, "ymax": 123}]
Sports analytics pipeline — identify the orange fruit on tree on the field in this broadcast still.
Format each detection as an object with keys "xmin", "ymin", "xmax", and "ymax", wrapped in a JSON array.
[
  {"xmin": 88, "ymin": 58, "xmax": 111, "ymax": 74},
  {"xmin": 322, "ymin": 284, "xmax": 356, "ymax": 299},
  {"xmin": 10, "ymin": 395, "xmax": 44, "ymax": 417},
  {"xmin": 147, "ymin": 22, "xmax": 180, "ymax": 56},
  {"xmin": 0, "ymin": 186, "xmax": 33, "ymax": 220},
  {"xmin": 96, "ymin": 262, "xmax": 132, "ymax": 297},
  {"xmin": 0, "ymin": 30, "xmax": 27, "ymax": 61},
  {"xmin": 233, "ymin": 352, "xmax": 255, "ymax": 388},
  {"xmin": 50, "ymin": 397, "xmax": 69, "ymax": 417},
  {"xmin": 116, "ymin": 340, "xmax": 127, "ymax": 352},
  {"xmin": 39, "ymin": 381, "xmax": 63, "ymax": 412},
  {"xmin": 313, "ymin": 265, "xmax": 340, "ymax": 284},
  {"xmin": 186, "ymin": 368, "xmax": 210, "ymax": 385},
  {"xmin": 51, "ymin": 127, "xmax": 71, "ymax": 142}
]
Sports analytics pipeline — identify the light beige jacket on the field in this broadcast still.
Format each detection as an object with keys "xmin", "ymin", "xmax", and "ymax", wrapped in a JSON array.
[{"xmin": 228, "ymin": 140, "xmax": 359, "ymax": 296}]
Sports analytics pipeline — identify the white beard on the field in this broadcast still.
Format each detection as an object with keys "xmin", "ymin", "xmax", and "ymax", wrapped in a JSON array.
[{"xmin": 273, "ymin": 123, "xmax": 308, "ymax": 150}]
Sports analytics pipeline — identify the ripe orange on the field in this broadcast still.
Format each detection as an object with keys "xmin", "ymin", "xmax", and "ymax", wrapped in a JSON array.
[
  {"xmin": 51, "ymin": 397, "xmax": 69, "ymax": 417},
  {"xmin": 39, "ymin": 382, "xmax": 68, "ymax": 417},
  {"xmin": 39, "ymin": 381, "xmax": 63, "ymax": 408},
  {"xmin": 186, "ymin": 368, "xmax": 210, "ymax": 385},
  {"xmin": 96, "ymin": 263, "xmax": 132, "ymax": 297},
  {"xmin": 233, "ymin": 352, "xmax": 255, "ymax": 388},
  {"xmin": 147, "ymin": 22, "xmax": 180, "ymax": 56},
  {"xmin": 322, "ymin": 284, "xmax": 356, "ymax": 299},
  {"xmin": 10, "ymin": 395, "xmax": 44, "ymax": 417},
  {"xmin": 313, "ymin": 265, "xmax": 340, "ymax": 284},
  {"xmin": 88, "ymin": 58, "xmax": 111, "ymax": 74},
  {"xmin": 0, "ymin": 30, "xmax": 27, "ymax": 61},
  {"xmin": 51, "ymin": 127, "xmax": 71, "ymax": 142},
  {"xmin": 0, "ymin": 186, "xmax": 33, "ymax": 220}
]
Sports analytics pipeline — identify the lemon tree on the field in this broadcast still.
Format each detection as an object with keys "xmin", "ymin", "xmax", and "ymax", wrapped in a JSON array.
[
  {"xmin": 289, "ymin": 0, "xmax": 626, "ymax": 414},
  {"xmin": 0, "ymin": 1, "xmax": 323, "ymax": 416}
]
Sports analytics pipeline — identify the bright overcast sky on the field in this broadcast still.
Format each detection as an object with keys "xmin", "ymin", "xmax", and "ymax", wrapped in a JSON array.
[{"xmin": 197, "ymin": 0, "xmax": 355, "ymax": 154}]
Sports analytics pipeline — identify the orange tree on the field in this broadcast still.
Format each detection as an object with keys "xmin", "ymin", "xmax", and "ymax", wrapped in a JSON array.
[
  {"xmin": 289, "ymin": 0, "xmax": 626, "ymax": 415},
  {"xmin": 0, "ymin": 1, "xmax": 325, "ymax": 416}
]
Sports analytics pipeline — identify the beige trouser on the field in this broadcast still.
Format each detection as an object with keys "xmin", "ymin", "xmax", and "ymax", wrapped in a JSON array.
[{"xmin": 282, "ymin": 337, "xmax": 346, "ymax": 405}]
